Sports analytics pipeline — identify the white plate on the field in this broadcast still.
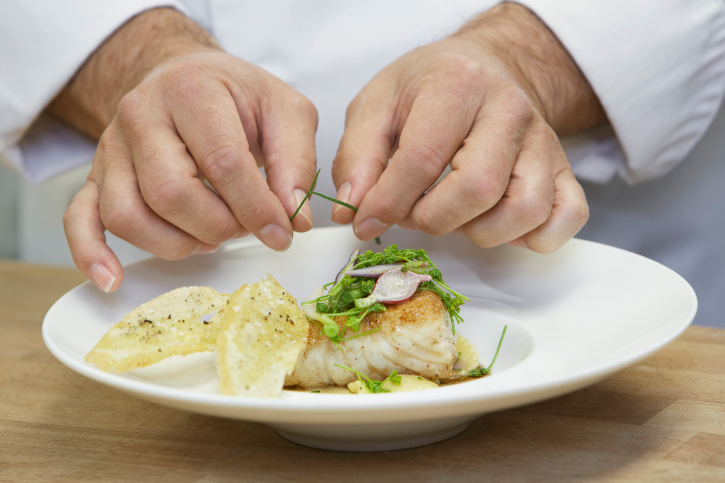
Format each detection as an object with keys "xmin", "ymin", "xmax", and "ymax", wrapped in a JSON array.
[{"xmin": 43, "ymin": 227, "xmax": 697, "ymax": 452}]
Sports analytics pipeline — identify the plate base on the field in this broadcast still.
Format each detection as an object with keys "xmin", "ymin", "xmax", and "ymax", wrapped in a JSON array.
[{"xmin": 274, "ymin": 417, "xmax": 473, "ymax": 452}]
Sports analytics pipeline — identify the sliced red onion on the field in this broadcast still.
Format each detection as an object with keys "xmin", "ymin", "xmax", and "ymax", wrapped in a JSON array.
[
  {"xmin": 334, "ymin": 248, "xmax": 360, "ymax": 284},
  {"xmin": 345, "ymin": 263, "xmax": 405, "ymax": 278},
  {"xmin": 355, "ymin": 268, "xmax": 432, "ymax": 308}
]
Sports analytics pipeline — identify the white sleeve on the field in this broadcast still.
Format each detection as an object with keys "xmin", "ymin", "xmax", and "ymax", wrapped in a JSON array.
[
  {"xmin": 514, "ymin": 0, "xmax": 725, "ymax": 184},
  {"xmin": 0, "ymin": 0, "xmax": 187, "ymax": 182}
]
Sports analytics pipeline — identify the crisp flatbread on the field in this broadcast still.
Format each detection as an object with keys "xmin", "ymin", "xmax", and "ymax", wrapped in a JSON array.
[
  {"xmin": 216, "ymin": 275, "xmax": 308, "ymax": 397},
  {"xmin": 85, "ymin": 286, "xmax": 229, "ymax": 373}
]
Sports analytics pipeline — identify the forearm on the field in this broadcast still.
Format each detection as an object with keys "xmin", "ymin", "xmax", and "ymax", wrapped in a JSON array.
[
  {"xmin": 454, "ymin": 2, "xmax": 606, "ymax": 136},
  {"xmin": 46, "ymin": 7, "xmax": 221, "ymax": 139}
]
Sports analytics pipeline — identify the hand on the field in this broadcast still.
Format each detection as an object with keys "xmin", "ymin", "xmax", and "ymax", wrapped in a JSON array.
[
  {"xmin": 331, "ymin": 3, "xmax": 606, "ymax": 252},
  {"xmin": 49, "ymin": 9, "xmax": 317, "ymax": 292}
]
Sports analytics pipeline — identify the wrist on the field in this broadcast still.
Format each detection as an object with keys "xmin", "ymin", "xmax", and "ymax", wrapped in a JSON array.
[
  {"xmin": 47, "ymin": 8, "xmax": 221, "ymax": 139},
  {"xmin": 452, "ymin": 2, "xmax": 606, "ymax": 136}
]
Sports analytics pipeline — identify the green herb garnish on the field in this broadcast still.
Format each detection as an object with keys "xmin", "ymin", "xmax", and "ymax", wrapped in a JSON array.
[
  {"xmin": 352, "ymin": 245, "xmax": 470, "ymax": 333},
  {"xmin": 303, "ymin": 244, "xmax": 470, "ymax": 347},
  {"xmin": 462, "ymin": 325, "xmax": 507, "ymax": 380},
  {"xmin": 290, "ymin": 168, "xmax": 380, "ymax": 245},
  {"xmin": 335, "ymin": 364, "xmax": 402, "ymax": 393}
]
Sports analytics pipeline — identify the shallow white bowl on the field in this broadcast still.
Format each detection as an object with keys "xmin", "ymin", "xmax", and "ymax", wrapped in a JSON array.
[{"xmin": 43, "ymin": 227, "xmax": 696, "ymax": 451}]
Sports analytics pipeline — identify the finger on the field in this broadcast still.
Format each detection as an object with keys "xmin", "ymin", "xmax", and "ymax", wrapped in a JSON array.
[
  {"xmin": 352, "ymin": 83, "xmax": 482, "ymax": 240},
  {"xmin": 331, "ymin": 84, "xmax": 397, "ymax": 225},
  {"xmin": 164, "ymin": 82, "xmax": 293, "ymax": 251},
  {"xmin": 519, "ymin": 167, "xmax": 589, "ymax": 253},
  {"xmin": 96, "ymin": 133, "xmax": 217, "ymax": 259},
  {"xmin": 116, "ymin": 94, "xmax": 243, "ymax": 247},
  {"xmin": 260, "ymin": 89, "xmax": 318, "ymax": 232},
  {"xmin": 406, "ymin": 93, "xmax": 532, "ymax": 235},
  {"xmin": 458, "ymin": 126, "xmax": 563, "ymax": 249},
  {"xmin": 63, "ymin": 179, "xmax": 123, "ymax": 293}
]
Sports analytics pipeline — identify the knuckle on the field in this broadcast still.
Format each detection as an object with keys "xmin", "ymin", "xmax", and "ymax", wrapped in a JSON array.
[
  {"xmin": 365, "ymin": 194, "xmax": 410, "ymax": 225},
  {"xmin": 563, "ymin": 195, "xmax": 590, "ymax": 229},
  {"xmin": 401, "ymin": 143, "xmax": 447, "ymax": 180},
  {"xmin": 161, "ymin": 61, "xmax": 207, "ymax": 97},
  {"xmin": 204, "ymin": 218, "xmax": 239, "ymax": 245},
  {"xmin": 158, "ymin": 241, "xmax": 197, "ymax": 261},
  {"xmin": 463, "ymin": 225, "xmax": 498, "ymax": 249},
  {"xmin": 423, "ymin": 53, "xmax": 486, "ymax": 99},
  {"xmin": 198, "ymin": 142, "xmax": 241, "ymax": 184},
  {"xmin": 512, "ymin": 191, "xmax": 553, "ymax": 228},
  {"xmin": 434, "ymin": 53, "xmax": 485, "ymax": 85},
  {"xmin": 293, "ymin": 94, "xmax": 318, "ymax": 125},
  {"xmin": 414, "ymin": 209, "xmax": 447, "ymax": 236},
  {"xmin": 462, "ymin": 174, "xmax": 507, "ymax": 209},
  {"xmin": 239, "ymin": 202, "xmax": 272, "ymax": 229},
  {"xmin": 100, "ymin": 199, "xmax": 138, "ymax": 237},
  {"xmin": 501, "ymin": 86, "xmax": 536, "ymax": 126},
  {"xmin": 142, "ymin": 174, "xmax": 188, "ymax": 217},
  {"xmin": 62, "ymin": 199, "xmax": 81, "ymax": 229},
  {"xmin": 345, "ymin": 93, "xmax": 363, "ymax": 118},
  {"xmin": 115, "ymin": 93, "xmax": 146, "ymax": 131}
]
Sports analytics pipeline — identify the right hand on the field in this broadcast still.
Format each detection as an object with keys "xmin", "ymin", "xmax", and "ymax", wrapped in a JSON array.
[{"xmin": 63, "ymin": 51, "xmax": 318, "ymax": 292}]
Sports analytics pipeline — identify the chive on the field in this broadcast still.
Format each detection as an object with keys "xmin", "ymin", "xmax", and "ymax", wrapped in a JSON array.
[
  {"xmin": 311, "ymin": 191, "xmax": 358, "ymax": 212},
  {"xmin": 290, "ymin": 169, "xmax": 320, "ymax": 222}
]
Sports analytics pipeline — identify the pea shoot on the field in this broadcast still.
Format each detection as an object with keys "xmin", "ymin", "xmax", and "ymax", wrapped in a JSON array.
[
  {"xmin": 303, "ymin": 244, "xmax": 470, "ymax": 347},
  {"xmin": 335, "ymin": 364, "xmax": 402, "ymax": 393}
]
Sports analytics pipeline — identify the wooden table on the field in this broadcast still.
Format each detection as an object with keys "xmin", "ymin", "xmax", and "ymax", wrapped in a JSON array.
[{"xmin": 2, "ymin": 259, "xmax": 724, "ymax": 482}]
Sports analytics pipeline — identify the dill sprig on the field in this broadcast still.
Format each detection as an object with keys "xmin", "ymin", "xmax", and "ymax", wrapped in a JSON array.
[{"xmin": 335, "ymin": 364, "xmax": 402, "ymax": 393}]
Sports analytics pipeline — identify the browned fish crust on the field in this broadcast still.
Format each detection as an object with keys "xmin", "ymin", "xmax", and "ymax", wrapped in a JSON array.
[{"xmin": 287, "ymin": 290, "xmax": 457, "ymax": 387}]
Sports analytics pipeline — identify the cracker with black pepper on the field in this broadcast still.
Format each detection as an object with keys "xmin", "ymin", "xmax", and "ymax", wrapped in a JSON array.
[
  {"xmin": 85, "ymin": 286, "xmax": 229, "ymax": 373},
  {"xmin": 216, "ymin": 275, "xmax": 308, "ymax": 397}
]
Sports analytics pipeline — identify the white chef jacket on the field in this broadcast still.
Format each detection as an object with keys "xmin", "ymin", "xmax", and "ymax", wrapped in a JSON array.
[{"xmin": 1, "ymin": 1, "xmax": 725, "ymax": 325}]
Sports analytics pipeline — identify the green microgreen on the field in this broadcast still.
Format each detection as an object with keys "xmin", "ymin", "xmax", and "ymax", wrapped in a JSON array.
[
  {"xmin": 352, "ymin": 245, "xmax": 470, "ymax": 333},
  {"xmin": 462, "ymin": 325, "xmax": 507, "ymax": 380},
  {"xmin": 335, "ymin": 364, "xmax": 402, "ymax": 393},
  {"xmin": 304, "ymin": 244, "xmax": 469, "ymax": 347}
]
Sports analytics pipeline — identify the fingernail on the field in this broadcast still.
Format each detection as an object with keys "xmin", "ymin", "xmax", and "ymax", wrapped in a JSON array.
[
  {"xmin": 332, "ymin": 182, "xmax": 351, "ymax": 218},
  {"xmin": 90, "ymin": 263, "xmax": 116, "ymax": 293},
  {"xmin": 293, "ymin": 189, "xmax": 313, "ymax": 228},
  {"xmin": 259, "ymin": 224, "xmax": 293, "ymax": 251},
  {"xmin": 354, "ymin": 218, "xmax": 389, "ymax": 240}
]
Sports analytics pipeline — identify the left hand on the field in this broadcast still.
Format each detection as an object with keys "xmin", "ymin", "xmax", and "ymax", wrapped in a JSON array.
[{"xmin": 331, "ymin": 3, "xmax": 606, "ymax": 253}]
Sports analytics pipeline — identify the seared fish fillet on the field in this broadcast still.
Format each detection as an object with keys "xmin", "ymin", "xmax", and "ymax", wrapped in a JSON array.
[{"xmin": 285, "ymin": 290, "xmax": 457, "ymax": 388}]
